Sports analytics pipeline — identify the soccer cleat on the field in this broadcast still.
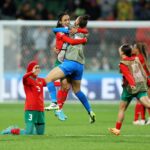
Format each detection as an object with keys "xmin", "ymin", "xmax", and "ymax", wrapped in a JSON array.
[
  {"xmin": 61, "ymin": 110, "xmax": 68, "ymax": 119},
  {"xmin": 133, "ymin": 120, "xmax": 145, "ymax": 125},
  {"xmin": 145, "ymin": 119, "xmax": 150, "ymax": 125},
  {"xmin": 45, "ymin": 103, "xmax": 59, "ymax": 111},
  {"xmin": 55, "ymin": 110, "xmax": 67, "ymax": 121},
  {"xmin": 55, "ymin": 110, "xmax": 65, "ymax": 121},
  {"xmin": 108, "ymin": 128, "xmax": 120, "ymax": 136},
  {"xmin": 140, "ymin": 120, "xmax": 145, "ymax": 125},
  {"xmin": 89, "ymin": 111, "xmax": 96, "ymax": 123},
  {"xmin": 133, "ymin": 120, "xmax": 141, "ymax": 125}
]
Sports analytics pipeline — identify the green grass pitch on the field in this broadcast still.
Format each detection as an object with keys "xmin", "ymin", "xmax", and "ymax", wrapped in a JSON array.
[{"xmin": 0, "ymin": 102, "xmax": 150, "ymax": 150}]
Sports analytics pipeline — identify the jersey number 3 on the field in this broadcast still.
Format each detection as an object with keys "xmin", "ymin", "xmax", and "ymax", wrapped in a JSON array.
[{"xmin": 28, "ymin": 114, "xmax": 33, "ymax": 121}]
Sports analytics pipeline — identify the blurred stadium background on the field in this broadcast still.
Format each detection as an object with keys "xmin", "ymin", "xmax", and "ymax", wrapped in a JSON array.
[
  {"xmin": 0, "ymin": 0, "xmax": 150, "ymax": 102},
  {"xmin": 0, "ymin": 1, "xmax": 150, "ymax": 150}
]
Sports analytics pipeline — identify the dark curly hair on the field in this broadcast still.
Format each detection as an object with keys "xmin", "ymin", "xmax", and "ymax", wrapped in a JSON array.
[{"xmin": 120, "ymin": 44, "xmax": 132, "ymax": 57}]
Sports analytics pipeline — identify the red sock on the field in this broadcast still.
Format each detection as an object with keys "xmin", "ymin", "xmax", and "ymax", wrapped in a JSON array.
[
  {"xmin": 11, "ymin": 128, "xmax": 20, "ymax": 135},
  {"xmin": 141, "ymin": 104, "xmax": 146, "ymax": 120},
  {"xmin": 134, "ymin": 103, "xmax": 142, "ymax": 121},
  {"xmin": 61, "ymin": 90, "xmax": 68, "ymax": 108},
  {"xmin": 57, "ymin": 90, "xmax": 63, "ymax": 109},
  {"xmin": 57, "ymin": 90, "xmax": 68, "ymax": 109},
  {"xmin": 115, "ymin": 122, "xmax": 122, "ymax": 130}
]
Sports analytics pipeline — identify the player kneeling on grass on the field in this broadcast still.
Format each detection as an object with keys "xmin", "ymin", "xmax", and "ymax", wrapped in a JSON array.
[
  {"xmin": 1, "ymin": 61, "xmax": 46, "ymax": 135},
  {"xmin": 108, "ymin": 44, "xmax": 150, "ymax": 136},
  {"xmin": 0, "ymin": 61, "xmax": 60, "ymax": 135}
]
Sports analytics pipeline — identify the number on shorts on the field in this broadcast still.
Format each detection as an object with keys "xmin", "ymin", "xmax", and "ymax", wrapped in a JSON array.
[{"xmin": 28, "ymin": 114, "xmax": 32, "ymax": 121}]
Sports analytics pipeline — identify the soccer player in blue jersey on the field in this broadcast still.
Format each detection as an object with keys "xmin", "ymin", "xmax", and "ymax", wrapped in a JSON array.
[
  {"xmin": 45, "ymin": 15, "xmax": 96, "ymax": 123},
  {"xmin": 45, "ymin": 12, "xmax": 88, "ymax": 121}
]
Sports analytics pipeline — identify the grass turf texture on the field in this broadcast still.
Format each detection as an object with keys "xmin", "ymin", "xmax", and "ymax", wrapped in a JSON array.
[{"xmin": 0, "ymin": 103, "xmax": 150, "ymax": 150}]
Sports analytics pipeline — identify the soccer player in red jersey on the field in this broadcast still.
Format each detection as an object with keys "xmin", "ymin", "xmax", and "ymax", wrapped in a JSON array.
[
  {"xmin": 23, "ymin": 60, "xmax": 46, "ymax": 135},
  {"xmin": 45, "ymin": 12, "xmax": 88, "ymax": 121},
  {"xmin": 0, "ymin": 60, "xmax": 60, "ymax": 135},
  {"xmin": 132, "ymin": 43, "xmax": 150, "ymax": 125},
  {"xmin": 108, "ymin": 44, "xmax": 150, "ymax": 136}
]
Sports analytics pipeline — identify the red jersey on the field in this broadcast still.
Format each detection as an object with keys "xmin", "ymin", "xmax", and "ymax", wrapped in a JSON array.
[
  {"xmin": 136, "ymin": 54, "xmax": 150, "ymax": 76},
  {"xmin": 23, "ymin": 71, "xmax": 46, "ymax": 111},
  {"xmin": 119, "ymin": 56, "xmax": 136, "ymax": 87},
  {"xmin": 55, "ymin": 28, "xmax": 88, "ymax": 52}
]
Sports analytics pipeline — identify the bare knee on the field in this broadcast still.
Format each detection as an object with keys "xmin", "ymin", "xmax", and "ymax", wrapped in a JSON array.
[
  {"xmin": 140, "ymin": 96, "xmax": 150, "ymax": 108},
  {"xmin": 61, "ymin": 79, "xmax": 71, "ymax": 91}
]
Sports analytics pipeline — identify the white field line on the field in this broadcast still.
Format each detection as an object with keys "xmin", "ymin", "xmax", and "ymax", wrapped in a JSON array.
[
  {"xmin": 52, "ymin": 134, "xmax": 150, "ymax": 137},
  {"xmin": 0, "ymin": 100, "xmax": 138, "ymax": 105}
]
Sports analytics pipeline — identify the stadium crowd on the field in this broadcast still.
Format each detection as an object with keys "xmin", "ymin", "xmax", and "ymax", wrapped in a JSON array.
[{"xmin": 0, "ymin": 0, "xmax": 150, "ymax": 20}]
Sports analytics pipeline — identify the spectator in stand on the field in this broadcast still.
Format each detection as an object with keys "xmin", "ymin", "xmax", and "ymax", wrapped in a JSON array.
[
  {"xmin": 32, "ymin": 27, "xmax": 50, "ymax": 69},
  {"xmin": 133, "ymin": 0, "xmax": 150, "ymax": 20},
  {"xmin": 84, "ymin": 0, "xmax": 101, "ymax": 20},
  {"xmin": 115, "ymin": 0, "xmax": 134, "ymax": 20},
  {"xmin": 16, "ymin": 1, "xmax": 32, "ymax": 20},
  {"xmin": 35, "ymin": 2, "xmax": 48, "ymax": 20},
  {"xmin": 73, "ymin": 0, "xmax": 86, "ymax": 18},
  {"xmin": 89, "ymin": 57, "xmax": 101, "ymax": 71},
  {"xmin": 47, "ymin": 11, "xmax": 55, "ymax": 20},
  {"xmin": 100, "ymin": 0, "xmax": 116, "ymax": 20},
  {"xmin": 1, "ymin": 0, "xmax": 16, "ymax": 19},
  {"xmin": 101, "ymin": 56, "xmax": 111, "ymax": 71}
]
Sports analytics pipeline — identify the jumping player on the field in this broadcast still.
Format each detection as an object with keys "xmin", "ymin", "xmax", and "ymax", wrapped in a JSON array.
[
  {"xmin": 44, "ymin": 15, "xmax": 96, "ymax": 123},
  {"xmin": 45, "ymin": 12, "xmax": 88, "ymax": 121}
]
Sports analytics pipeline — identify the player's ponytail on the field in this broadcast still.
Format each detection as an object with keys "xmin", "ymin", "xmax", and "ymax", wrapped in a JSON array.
[{"xmin": 135, "ymin": 42, "xmax": 148, "ymax": 60}]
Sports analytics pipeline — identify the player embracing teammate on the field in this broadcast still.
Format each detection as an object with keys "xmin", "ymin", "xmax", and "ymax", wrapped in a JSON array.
[{"xmin": 44, "ymin": 14, "xmax": 96, "ymax": 123}]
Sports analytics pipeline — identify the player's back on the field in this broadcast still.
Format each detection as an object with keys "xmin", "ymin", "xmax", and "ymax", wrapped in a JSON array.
[{"xmin": 65, "ymin": 32, "xmax": 85, "ymax": 64}]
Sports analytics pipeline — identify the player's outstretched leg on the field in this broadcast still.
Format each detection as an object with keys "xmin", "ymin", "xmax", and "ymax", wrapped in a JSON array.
[
  {"xmin": 45, "ymin": 82, "xmax": 59, "ymax": 110},
  {"xmin": 75, "ymin": 90, "xmax": 96, "ymax": 123}
]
